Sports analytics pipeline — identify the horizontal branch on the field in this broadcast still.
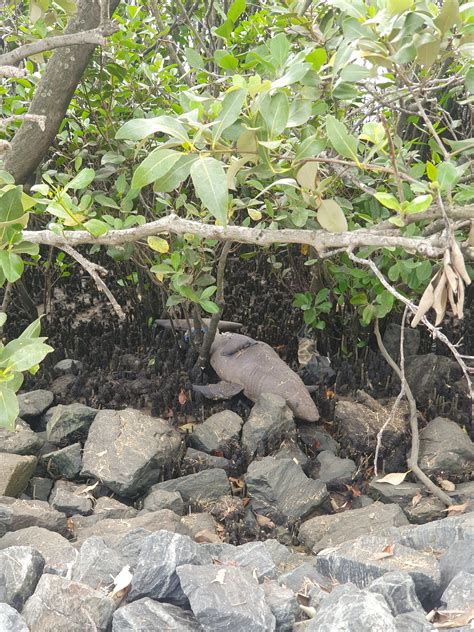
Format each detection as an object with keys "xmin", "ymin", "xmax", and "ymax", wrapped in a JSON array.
[{"xmin": 22, "ymin": 213, "xmax": 474, "ymax": 259}]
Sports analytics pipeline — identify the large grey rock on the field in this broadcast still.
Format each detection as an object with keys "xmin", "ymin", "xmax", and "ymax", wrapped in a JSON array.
[
  {"xmin": 263, "ymin": 580, "xmax": 299, "ymax": 632},
  {"xmin": 278, "ymin": 561, "xmax": 331, "ymax": 594},
  {"xmin": 313, "ymin": 450, "xmax": 356, "ymax": 490},
  {"xmin": 128, "ymin": 530, "xmax": 212, "ymax": 605},
  {"xmin": 45, "ymin": 403, "xmax": 97, "ymax": 446},
  {"xmin": 17, "ymin": 390, "xmax": 54, "ymax": 424},
  {"xmin": 71, "ymin": 536, "xmax": 124, "ymax": 590},
  {"xmin": 182, "ymin": 448, "xmax": 231, "ymax": 474},
  {"xmin": 263, "ymin": 538, "xmax": 307, "ymax": 572},
  {"xmin": 0, "ymin": 419, "xmax": 43, "ymax": 456},
  {"xmin": 212, "ymin": 541, "xmax": 277, "ymax": 582},
  {"xmin": 398, "ymin": 513, "xmax": 474, "ymax": 550},
  {"xmin": 439, "ymin": 540, "xmax": 474, "ymax": 590},
  {"xmin": 405, "ymin": 354, "xmax": 462, "ymax": 408},
  {"xmin": 189, "ymin": 410, "xmax": 243, "ymax": 458},
  {"xmin": 403, "ymin": 495, "xmax": 446, "ymax": 524},
  {"xmin": 368, "ymin": 571, "xmax": 424, "ymax": 616},
  {"xmin": 382, "ymin": 323, "xmax": 420, "ymax": 362},
  {"xmin": 141, "ymin": 489, "xmax": 185, "ymax": 515},
  {"xmin": 22, "ymin": 574, "xmax": 116, "ymax": 631},
  {"xmin": 53, "ymin": 359, "xmax": 82, "ymax": 375},
  {"xmin": 298, "ymin": 502, "xmax": 408, "ymax": 553},
  {"xmin": 81, "ymin": 409, "xmax": 181, "ymax": 497},
  {"xmin": 315, "ymin": 535, "xmax": 441, "ymax": 607},
  {"xmin": 151, "ymin": 468, "xmax": 230, "ymax": 508},
  {"xmin": 112, "ymin": 598, "xmax": 201, "ymax": 631},
  {"xmin": 110, "ymin": 529, "xmax": 151, "ymax": 570},
  {"xmin": 49, "ymin": 480, "xmax": 93, "ymax": 517},
  {"xmin": 440, "ymin": 571, "xmax": 474, "ymax": 611},
  {"xmin": 94, "ymin": 496, "xmax": 137, "ymax": 520},
  {"xmin": 394, "ymin": 611, "xmax": 432, "ymax": 632},
  {"xmin": 0, "ymin": 527, "xmax": 77, "ymax": 576},
  {"xmin": 177, "ymin": 563, "xmax": 276, "ymax": 631},
  {"xmin": 0, "ymin": 546, "xmax": 44, "ymax": 610},
  {"xmin": 274, "ymin": 438, "xmax": 309, "ymax": 469},
  {"xmin": 180, "ymin": 512, "xmax": 218, "ymax": 540},
  {"xmin": 0, "ymin": 603, "xmax": 29, "ymax": 632},
  {"xmin": 25, "ymin": 477, "xmax": 53, "ymax": 502},
  {"xmin": 418, "ymin": 417, "xmax": 474, "ymax": 478},
  {"xmin": 41, "ymin": 442, "xmax": 82, "ymax": 479},
  {"xmin": 0, "ymin": 454, "xmax": 37, "ymax": 497},
  {"xmin": 0, "ymin": 496, "xmax": 67, "ymax": 537},
  {"xmin": 246, "ymin": 457, "xmax": 327, "ymax": 525},
  {"xmin": 242, "ymin": 393, "xmax": 296, "ymax": 460},
  {"xmin": 369, "ymin": 477, "xmax": 422, "ymax": 508},
  {"xmin": 306, "ymin": 584, "xmax": 397, "ymax": 632},
  {"xmin": 298, "ymin": 425, "xmax": 340, "ymax": 454}
]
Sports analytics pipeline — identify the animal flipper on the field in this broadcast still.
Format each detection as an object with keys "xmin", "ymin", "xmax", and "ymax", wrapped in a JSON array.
[{"xmin": 192, "ymin": 381, "xmax": 244, "ymax": 400}]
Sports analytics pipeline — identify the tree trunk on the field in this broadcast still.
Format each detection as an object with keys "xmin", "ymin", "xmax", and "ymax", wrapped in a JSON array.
[{"xmin": 4, "ymin": 0, "xmax": 120, "ymax": 184}]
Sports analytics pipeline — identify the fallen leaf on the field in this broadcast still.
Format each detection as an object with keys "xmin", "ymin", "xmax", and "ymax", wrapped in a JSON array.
[
  {"xmin": 211, "ymin": 568, "xmax": 227, "ymax": 585},
  {"xmin": 78, "ymin": 481, "xmax": 99, "ymax": 495},
  {"xmin": 179, "ymin": 422, "xmax": 195, "ymax": 433},
  {"xmin": 178, "ymin": 389, "xmax": 187, "ymax": 406},
  {"xmin": 299, "ymin": 605, "xmax": 317, "ymax": 618},
  {"xmin": 344, "ymin": 484, "xmax": 361, "ymax": 497},
  {"xmin": 228, "ymin": 477, "xmax": 244, "ymax": 488},
  {"xmin": 110, "ymin": 565, "xmax": 133, "ymax": 599},
  {"xmin": 411, "ymin": 492, "xmax": 422, "ymax": 507},
  {"xmin": 439, "ymin": 479, "xmax": 456, "ymax": 492},
  {"xmin": 433, "ymin": 607, "xmax": 474, "ymax": 628},
  {"xmin": 373, "ymin": 543, "xmax": 394, "ymax": 560},
  {"xmin": 255, "ymin": 514, "xmax": 276, "ymax": 529},
  {"xmin": 444, "ymin": 502, "xmax": 468, "ymax": 516},
  {"xmin": 376, "ymin": 471, "xmax": 410, "ymax": 486},
  {"xmin": 194, "ymin": 529, "xmax": 221, "ymax": 544}
]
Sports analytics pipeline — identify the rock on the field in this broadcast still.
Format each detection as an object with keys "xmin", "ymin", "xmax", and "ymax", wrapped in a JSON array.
[
  {"xmin": 242, "ymin": 393, "xmax": 295, "ymax": 460},
  {"xmin": 246, "ymin": 457, "xmax": 327, "ymax": 525},
  {"xmin": 71, "ymin": 536, "xmax": 125, "ymax": 590},
  {"xmin": 0, "ymin": 527, "xmax": 77, "ymax": 576},
  {"xmin": 315, "ymin": 535, "xmax": 441, "ymax": 607},
  {"xmin": 403, "ymin": 495, "xmax": 446, "ymax": 524},
  {"xmin": 394, "ymin": 611, "xmax": 432, "ymax": 632},
  {"xmin": 263, "ymin": 539, "xmax": 307, "ymax": 572},
  {"xmin": 110, "ymin": 529, "xmax": 151, "ymax": 570},
  {"xmin": 418, "ymin": 417, "xmax": 474, "ymax": 478},
  {"xmin": 0, "ymin": 419, "xmax": 44, "ymax": 456},
  {"xmin": 0, "ymin": 454, "xmax": 37, "ymax": 498},
  {"xmin": 49, "ymin": 480, "xmax": 93, "ymax": 517},
  {"xmin": 128, "ymin": 530, "xmax": 212, "ymax": 605},
  {"xmin": 299, "ymin": 502, "xmax": 408, "ymax": 553},
  {"xmin": 455, "ymin": 481, "xmax": 474, "ymax": 510},
  {"xmin": 369, "ymin": 477, "xmax": 422, "ymax": 508},
  {"xmin": 189, "ymin": 410, "xmax": 243, "ymax": 458},
  {"xmin": 278, "ymin": 561, "xmax": 331, "ymax": 594},
  {"xmin": 398, "ymin": 513, "xmax": 474, "ymax": 551},
  {"xmin": 45, "ymin": 403, "xmax": 97, "ymax": 445},
  {"xmin": 263, "ymin": 580, "xmax": 299, "ymax": 631},
  {"xmin": 440, "ymin": 571, "xmax": 474, "ymax": 611},
  {"xmin": 81, "ymin": 409, "xmax": 181, "ymax": 497},
  {"xmin": 22, "ymin": 574, "xmax": 116, "ymax": 631},
  {"xmin": 25, "ymin": 477, "xmax": 53, "ymax": 502},
  {"xmin": 177, "ymin": 563, "xmax": 276, "ymax": 631},
  {"xmin": 0, "ymin": 546, "xmax": 44, "ymax": 610},
  {"xmin": 17, "ymin": 390, "xmax": 54, "ymax": 425},
  {"xmin": 0, "ymin": 496, "xmax": 67, "ymax": 537},
  {"xmin": 0, "ymin": 603, "xmax": 29, "ymax": 632},
  {"xmin": 312, "ymin": 450, "xmax": 356, "ymax": 490},
  {"xmin": 298, "ymin": 425, "xmax": 340, "ymax": 454},
  {"xmin": 141, "ymin": 489, "xmax": 185, "ymax": 515},
  {"xmin": 368, "ymin": 571, "xmax": 424, "ymax": 616},
  {"xmin": 305, "ymin": 584, "xmax": 397, "ymax": 632},
  {"xmin": 214, "ymin": 541, "xmax": 277, "ymax": 582},
  {"xmin": 48, "ymin": 375, "xmax": 78, "ymax": 401},
  {"xmin": 274, "ymin": 439, "xmax": 309, "ymax": 469},
  {"xmin": 382, "ymin": 323, "xmax": 420, "ymax": 362},
  {"xmin": 112, "ymin": 598, "xmax": 201, "ymax": 631},
  {"xmin": 41, "ymin": 442, "xmax": 82, "ymax": 479},
  {"xmin": 94, "ymin": 496, "xmax": 137, "ymax": 520},
  {"xmin": 53, "ymin": 359, "xmax": 83, "ymax": 375},
  {"xmin": 182, "ymin": 447, "xmax": 231, "ymax": 474},
  {"xmin": 151, "ymin": 468, "xmax": 230, "ymax": 509},
  {"xmin": 181, "ymin": 512, "xmax": 218, "ymax": 540},
  {"xmin": 405, "ymin": 354, "xmax": 462, "ymax": 408},
  {"xmin": 439, "ymin": 540, "xmax": 474, "ymax": 590}
]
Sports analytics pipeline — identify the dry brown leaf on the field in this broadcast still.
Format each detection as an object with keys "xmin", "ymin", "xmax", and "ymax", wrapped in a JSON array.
[
  {"xmin": 468, "ymin": 220, "xmax": 474, "ymax": 246},
  {"xmin": 255, "ymin": 514, "xmax": 276, "ymax": 529},
  {"xmin": 194, "ymin": 530, "xmax": 221, "ymax": 544},
  {"xmin": 444, "ymin": 502, "xmax": 468, "ymax": 516},
  {"xmin": 376, "ymin": 471, "xmax": 410, "ymax": 486},
  {"xmin": 447, "ymin": 284, "xmax": 458, "ymax": 317},
  {"xmin": 444, "ymin": 263, "xmax": 458, "ymax": 293},
  {"xmin": 411, "ymin": 492, "xmax": 422, "ymax": 507},
  {"xmin": 439, "ymin": 479, "xmax": 456, "ymax": 492},
  {"xmin": 450, "ymin": 239, "xmax": 471, "ymax": 286},
  {"xmin": 433, "ymin": 607, "xmax": 474, "ymax": 628},
  {"xmin": 110, "ymin": 565, "xmax": 133, "ymax": 600},
  {"xmin": 178, "ymin": 389, "xmax": 187, "ymax": 406},
  {"xmin": 179, "ymin": 422, "xmax": 195, "ymax": 433},
  {"xmin": 411, "ymin": 275, "xmax": 437, "ymax": 327},
  {"xmin": 433, "ymin": 270, "xmax": 448, "ymax": 326},
  {"xmin": 373, "ymin": 544, "xmax": 394, "ymax": 560},
  {"xmin": 457, "ymin": 276, "xmax": 465, "ymax": 319}
]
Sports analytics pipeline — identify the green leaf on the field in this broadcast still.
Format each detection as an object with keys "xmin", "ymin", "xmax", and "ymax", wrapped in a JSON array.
[
  {"xmin": 287, "ymin": 99, "xmax": 312, "ymax": 127},
  {"xmin": 296, "ymin": 162, "xmax": 318, "ymax": 190},
  {"xmin": 200, "ymin": 285, "xmax": 217, "ymax": 300},
  {"xmin": 116, "ymin": 116, "xmax": 189, "ymax": 144},
  {"xmin": 406, "ymin": 194, "xmax": 433, "ymax": 214},
  {"xmin": 260, "ymin": 92, "xmax": 289, "ymax": 138},
  {"xmin": 214, "ymin": 49, "xmax": 238, "ymax": 70},
  {"xmin": 435, "ymin": 0, "xmax": 460, "ymax": 34},
  {"xmin": 11, "ymin": 241, "xmax": 39, "ymax": 256},
  {"xmin": 437, "ymin": 161, "xmax": 459, "ymax": 191},
  {"xmin": 95, "ymin": 193, "xmax": 120, "ymax": 209},
  {"xmin": 190, "ymin": 157, "xmax": 229, "ymax": 225},
  {"xmin": 340, "ymin": 64, "xmax": 370, "ymax": 82},
  {"xmin": 153, "ymin": 154, "xmax": 197, "ymax": 193},
  {"xmin": 317, "ymin": 199, "xmax": 348, "ymax": 233},
  {"xmin": 215, "ymin": 18, "xmax": 234, "ymax": 40},
  {"xmin": 374, "ymin": 192, "xmax": 401, "ymax": 211},
  {"xmin": 466, "ymin": 68, "xmax": 474, "ymax": 94},
  {"xmin": 393, "ymin": 42, "xmax": 417, "ymax": 64},
  {"xmin": 271, "ymin": 63, "xmax": 310, "ymax": 89},
  {"xmin": 0, "ymin": 187, "xmax": 24, "ymax": 223},
  {"xmin": 270, "ymin": 33, "xmax": 289, "ymax": 68},
  {"xmin": 213, "ymin": 88, "xmax": 247, "ymax": 144},
  {"xmin": 228, "ymin": 0, "xmax": 246, "ymax": 21},
  {"xmin": 0, "ymin": 312, "xmax": 6, "ymax": 327},
  {"xmin": 387, "ymin": 0, "xmax": 414, "ymax": 15},
  {"xmin": 147, "ymin": 236, "xmax": 169, "ymax": 253},
  {"xmin": 132, "ymin": 149, "xmax": 182, "ymax": 190},
  {"xmin": 426, "ymin": 161, "xmax": 437, "ymax": 181},
  {"xmin": 83, "ymin": 219, "xmax": 109, "ymax": 237},
  {"xmin": 18, "ymin": 317, "xmax": 42, "ymax": 340},
  {"xmin": 66, "ymin": 168, "xmax": 95, "ymax": 191},
  {"xmin": 0, "ymin": 382, "xmax": 18, "ymax": 432},
  {"xmin": 295, "ymin": 136, "xmax": 326, "ymax": 160},
  {"xmin": 0, "ymin": 251, "xmax": 24, "ymax": 283},
  {"xmin": 200, "ymin": 299, "xmax": 220, "ymax": 314},
  {"xmin": 350, "ymin": 292, "xmax": 368, "ymax": 306},
  {"xmin": 415, "ymin": 35, "xmax": 441, "ymax": 68},
  {"xmin": 0, "ymin": 338, "xmax": 53, "ymax": 373},
  {"xmin": 184, "ymin": 47, "xmax": 205, "ymax": 69},
  {"xmin": 305, "ymin": 48, "xmax": 327, "ymax": 71},
  {"xmin": 325, "ymin": 115, "xmax": 359, "ymax": 162}
]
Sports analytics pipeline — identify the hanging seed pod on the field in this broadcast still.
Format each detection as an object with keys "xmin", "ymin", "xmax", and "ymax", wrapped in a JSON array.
[
  {"xmin": 433, "ymin": 270, "xmax": 448, "ymax": 326},
  {"xmin": 451, "ymin": 239, "xmax": 471, "ymax": 286},
  {"xmin": 457, "ymin": 275, "xmax": 465, "ymax": 319},
  {"xmin": 444, "ymin": 262, "xmax": 458, "ymax": 294},
  {"xmin": 411, "ymin": 270, "xmax": 439, "ymax": 327}
]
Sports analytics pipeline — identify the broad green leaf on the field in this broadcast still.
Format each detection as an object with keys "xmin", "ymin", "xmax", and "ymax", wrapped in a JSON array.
[
  {"xmin": 305, "ymin": 48, "xmax": 327, "ymax": 71},
  {"xmin": 415, "ymin": 35, "xmax": 441, "ymax": 68},
  {"xmin": 387, "ymin": 0, "xmax": 414, "ymax": 14},
  {"xmin": 328, "ymin": 0, "xmax": 367, "ymax": 18},
  {"xmin": 116, "ymin": 116, "xmax": 189, "ymax": 144},
  {"xmin": 215, "ymin": 18, "xmax": 234, "ymax": 40},
  {"xmin": 200, "ymin": 285, "xmax": 217, "ymax": 300},
  {"xmin": 287, "ymin": 99, "xmax": 312, "ymax": 127},
  {"xmin": 184, "ymin": 47, "xmax": 205, "ymax": 69},
  {"xmin": 237, "ymin": 129, "xmax": 258, "ymax": 158},
  {"xmin": 0, "ymin": 338, "xmax": 53, "ymax": 372},
  {"xmin": 317, "ymin": 199, "xmax": 348, "ymax": 233},
  {"xmin": 325, "ymin": 115, "xmax": 359, "ymax": 162},
  {"xmin": 0, "ymin": 187, "xmax": 23, "ymax": 223},
  {"xmin": 0, "ymin": 383, "xmax": 18, "ymax": 432},
  {"xmin": 406, "ymin": 194, "xmax": 433, "ymax": 214},
  {"xmin": 147, "ymin": 236, "xmax": 169, "ymax": 253},
  {"xmin": 340, "ymin": 64, "xmax": 370, "ymax": 82},
  {"xmin": 200, "ymin": 299, "xmax": 220, "ymax": 314},
  {"xmin": 296, "ymin": 162, "xmax": 318, "ymax": 190},
  {"xmin": 393, "ymin": 42, "xmax": 417, "ymax": 64},
  {"xmin": 271, "ymin": 63, "xmax": 310, "ymax": 89},
  {"xmin": 435, "ymin": 0, "xmax": 460, "ymax": 34},
  {"xmin": 359, "ymin": 122, "xmax": 386, "ymax": 145},
  {"xmin": 270, "ymin": 33, "xmax": 289, "ymax": 68},
  {"xmin": 18, "ymin": 317, "xmax": 42, "ymax": 340},
  {"xmin": 0, "ymin": 251, "xmax": 24, "ymax": 283},
  {"xmin": 214, "ymin": 49, "xmax": 238, "ymax": 70},
  {"xmin": 66, "ymin": 168, "xmax": 95, "ymax": 191},
  {"xmin": 437, "ymin": 161, "xmax": 459, "ymax": 190},
  {"xmin": 190, "ymin": 157, "xmax": 229, "ymax": 225},
  {"xmin": 466, "ymin": 68, "xmax": 474, "ymax": 94},
  {"xmin": 426, "ymin": 161, "xmax": 437, "ymax": 181},
  {"xmin": 295, "ymin": 135, "xmax": 326, "ymax": 160},
  {"xmin": 228, "ymin": 0, "xmax": 246, "ymax": 21},
  {"xmin": 95, "ymin": 193, "xmax": 120, "ymax": 209},
  {"xmin": 132, "ymin": 149, "xmax": 182, "ymax": 189},
  {"xmin": 213, "ymin": 88, "xmax": 247, "ymax": 144},
  {"xmin": 260, "ymin": 92, "xmax": 289, "ymax": 137},
  {"xmin": 374, "ymin": 192, "xmax": 401, "ymax": 211},
  {"xmin": 84, "ymin": 219, "xmax": 109, "ymax": 237},
  {"xmin": 153, "ymin": 154, "xmax": 197, "ymax": 193},
  {"xmin": 11, "ymin": 241, "xmax": 39, "ymax": 256},
  {"xmin": 0, "ymin": 312, "xmax": 6, "ymax": 327}
]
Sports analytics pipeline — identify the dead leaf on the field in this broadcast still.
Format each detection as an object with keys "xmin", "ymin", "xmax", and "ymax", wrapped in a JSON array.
[
  {"xmin": 178, "ymin": 389, "xmax": 187, "ymax": 406},
  {"xmin": 373, "ymin": 544, "xmax": 394, "ymax": 560},
  {"xmin": 444, "ymin": 502, "xmax": 468, "ymax": 516},
  {"xmin": 451, "ymin": 239, "xmax": 471, "ymax": 286},
  {"xmin": 433, "ymin": 607, "xmax": 474, "ymax": 628},
  {"xmin": 255, "ymin": 514, "xmax": 276, "ymax": 530},
  {"xmin": 110, "ymin": 565, "xmax": 133, "ymax": 600},
  {"xmin": 194, "ymin": 529, "xmax": 221, "ymax": 544},
  {"xmin": 376, "ymin": 471, "xmax": 410, "ymax": 486},
  {"xmin": 299, "ymin": 605, "xmax": 317, "ymax": 618},
  {"xmin": 228, "ymin": 476, "xmax": 244, "ymax": 489},
  {"xmin": 411, "ymin": 275, "xmax": 437, "ymax": 327},
  {"xmin": 411, "ymin": 492, "xmax": 422, "ymax": 507},
  {"xmin": 211, "ymin": 568, "xmax": 227, "ymax": 585},
  {"xmin": 78, "ymin": 481, "xmax": 99, "ymax": 495},
  {"xmin": 433, "ymin": 270, "xmax": 448, "ymax": 326},
  {"xmin": 179, "ymin": 422, "xmax": 195, "ymax": 433},
  {"xmin": 439, "ymin": 479, "xmax": 456, "ymax": 492},
  {"xmin": 301, "ymin": 244, "xmax": 310, "ymax": 256}
]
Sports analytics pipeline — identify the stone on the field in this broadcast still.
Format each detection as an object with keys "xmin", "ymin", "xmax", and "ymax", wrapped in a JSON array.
[
  {"xmin": 48, "ymin": 375, "xmax": 78, "ymax": 402},
  {"xmin": 25, "ymin": 477, "xmax": 53, "ymax": 502},
  {"xmin": 312, "ymin": 450, "xmax": 356, "ymax": 490},
  {"xmin": 182, "ymin": 447, "xmax": 231, "ymax": 474},
  {"xmin": 189, "ymin": 410, "xmax": 243, "ymax": 458},
  {"xmin": 112, "ymin": 598, "xmax": 201, "ymax": 631},
  {"xmin": 306, "ymin": 584, "xmax": 397, "ymax": 632},
  {"xmin": 213, "ymin": 541, "xmax": 277, "ymax": 582},
  {"xmin": 0, "ymin": 603, "xmax": 29, "ymax": 632},
  {"xmin": 180, "ymin": 512, "xmax": 218, "ymax": 539},
  {"xmin": 128, "ymin": 530, "xmax": 212, "ymax": 605},
  {"xmin": 0, "ymin": 419, "xmax": 44, "ymax": 456},
  {"xmin": 368, "ymin": 571, "xmax": 424, "ymax": 616},
  {"xmin": 17, "ymin": 390, "xmax": 53, "ymax": 425},
  {"xmin": 0, "ymin": 454, "xmax": 37, "ymax": 497},
  {"xmin": 0, "ymin": 496, "xmax": 67, "ymax": 537},
  {"xmin": 94, "ymin": 496, "xmax": 137, "ymax": 520},
  {"xmin": 242, "ymin": 393, "xmax": 295, "ymax": 460},
  {"xmin": 111, "ymin": 529, "xmax": 151, "ymax": 570},
  {"xmin": 49, "ymin": 480, "xmax": 93, "ymax": 517},
  {"xmin": 81, "ymin": 408, "xmax": 181, "ymax": 497},
  {"xmin": 439, "ymin": 540, "xmax": 474, "ymax": 590},
  {"xmin": 22, "ymin": 574, "xmax": 116, "ymax": 631},
  {"xmin": 0, "ymin": 546, "xmax": 44, "ymax": 610},
  {"xmin": 177, "ymin": 563, "xmax": 276, "ymax": 631},
  {"xmin": 263, "ymin": 539, "xmax": 307, "ymax": 572},
  {"xmin": 245, "ymin": 457, "xmax": 327, "ymax": 525},
  {"xmin": 403, "ymin": 495, "xmax": 446, "ymax": 524},
  {"xmin": 315, "ymin": 535, "xmax": 441, "ymax": 608},
  {"xmin": 418, "ymin": 417, "xmax": 474, "ymax": 478},
  {"xmin": 141, "ymin": 489, "xmax": 185, "ymax": 515},
  {"xmin": 440, "ymin": 571, "xmax": 474, "ymax": 611},
  {"xmin": 0, "ymin": 527, "xmax": 77, "ymax": 576},
  {"xmin": 382, "ymin": 323, "xmax": 420, "ymax": 362},
  {"xmin": 298, "ymin": 425, "xmax": 340, "ymax": 454},
  {"xmin": 41, "ymin": 442, "xmax": 82, "ymax": 479},
  {"xmin": 263, "ymin": 580, "xmax": 299, "ymax": 632},
  {"xmin": 45, "ymin": 403, "xmax": 97, "ymax": 445},
  {"xmin": 151, "ymin": 468, "xmax": 230, "ymax": 509},
  {"xmin": 71, "ymin": 536, "xmax": 125, "ymax": 591},
  {"xmin": 53, "ymin": 359, "xmax": 83, "ymax": 375},
  {"xmin": 369, "ymin": 477, "xmax": 422, "ymax": 508},
  {"xmin": 298, "ymin": 502, "xmax": 408, "ymax": 553},
  {"xmin": 278, "ymin": 561, "xmax": 331, "ymax": 595},
  {"xmin": 405, "ymin": 354, "xmax": 462, "ymax": 408},
  {"xmin": 274, "ymin": 438, "xmax": 309, "ymax": 469},
  {"xmin": 394, "ymin": 611, "xmax": 432, "ymax": 632},
  {"xmin": 398, "ymin": 513, "xmax": 474, "ymax": 551}
]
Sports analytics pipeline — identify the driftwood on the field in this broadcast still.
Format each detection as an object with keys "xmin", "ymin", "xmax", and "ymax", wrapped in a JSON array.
[{"xmin": 153, "ymin": 319, "xmax": 243, "ymax": 332}]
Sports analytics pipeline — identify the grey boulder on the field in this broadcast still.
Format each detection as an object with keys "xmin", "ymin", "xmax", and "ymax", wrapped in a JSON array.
[
  {"xmin": 49, "ymin": 480, "xmax": 93, "ymax": 517},
  {"xmin": 112, "ymin": 598, "xmax": 201, "ymax": 631},
  {"xmin": 41, "ymin": 442, "xmax": 82, "ymax": 479},
  {"xmin": 0, "ymin": 546, "xmax": 44, "ymax": 610},
  {"xmin": 45, "ymin": 403, "xmax": 97, "ymax": 445},
  {"xmin": 418, "ymin": 417, "xmax": 474, "ymax": 478},
  {"xmin": 263, "ymin": 580, "xmax": 299, "ymax": 631},
  {"xmin": 17, "ymin": 390, "xmax": 54, "ymax": 425},
  {"xmin": 368, "ymin": 571, "xmax": 424, "ymax": 616},
  {"xmin": 242, "ymin": 393, "xmax": 296, "ymax": 460},
  {"xmin": 71, "ymin": 536, "xmax": 125, "ymax": 591},
  {"xmin": 440, "ymin": 571, "xmax": 474, "ymax": 611},
  {"xmin": 151, "ymin": 468, "xmax": 230, "ymax": 508},
  {"xmin": 0, "ymin": 603, "xmax": 29, "ymax": 632},
  {"xmin": 141, "ymin": 489, "xmax": 185, "ymax": 515},
  {"xmin": 0, "ymin": 454, "xmax": 37, "ymax": 497},
  {"xmin": 312, "ymin": 450, "xmax": 356, "ymax": 490},
  {"xmin": 0, "ymin": 496, "xmax": 67, "ymax": 537},
  {"xmin": 0, "ymin": 419, "xmax": 43, "ymax": 456},
  {"xmin": 189, "ymin": 410, "xmax": 243, "ymax": 458}
]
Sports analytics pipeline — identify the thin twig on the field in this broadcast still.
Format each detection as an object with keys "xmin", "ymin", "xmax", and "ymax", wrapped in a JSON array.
[{"xmin": 380, "ymin": 113, "xmax": 404, "ymax": 202}]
